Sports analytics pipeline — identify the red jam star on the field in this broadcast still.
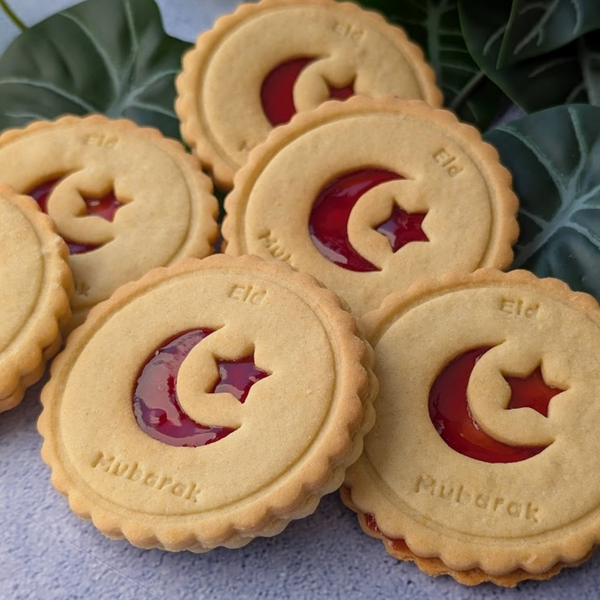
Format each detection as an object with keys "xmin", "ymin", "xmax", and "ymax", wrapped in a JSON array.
[
  {"xmin": 375, "ymin": 204, "xmax": 428, "ymax": 253},
  {"xmin": 505, "ymin": 366, "xmax": 566, "ymax": 417},
  {"xmin": 210, "ymin": 355, "xmax": 271, "ymax": 404}
]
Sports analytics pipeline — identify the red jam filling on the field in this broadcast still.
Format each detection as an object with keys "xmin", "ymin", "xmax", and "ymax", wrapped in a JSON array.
[
  {"xmin": 261, "ymin": 57, "xmax": 355, "ymax": 126},
  {"xmin": 310, "ymin": 168, "xmax": 426, "ymax": 272},
  {"xmin": 364, "ymin": 513, "xmax": 409, "ymax": 553},
  {"xmin": 374, "ymin": 204, "xmax": 428, "ymax": 252},
  {"xmin": 505, "ymin": 367, "xmax": 560, "ymax": 416},
  {"xmin": 133, "ymin": 330, "xmax": 270, "ymax": 447},
  {"xmin": 28, "ymin": 178, "xmax": 122, "ymax": 254},
  {"xmin": 328, "ymin": 81, "xmax": 355, "ymax": 101},
  {"xmin": 210, "ymin": 356, "xmax": 270, "ymax": 403},
  {"xmin": 428, "ymin": 347, "xmax": 565, "ymax": 463}
]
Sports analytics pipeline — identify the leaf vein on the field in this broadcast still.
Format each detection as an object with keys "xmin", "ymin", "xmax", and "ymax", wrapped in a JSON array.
[
  {"xmin": 514, "ymin": 0, "xmax": 561, "ymax": 55},
  {"xmin": 505, "ymin": 109, "xmax": 600, "ymax": 268},
  {"xmin": 483, "ymin": 26, "xmax": 506, "ymax": 57},
  {"xmin": 0, "ymin": 78, "xmax": 96, "ymax": 111},
  {"xmin": 565, "ymin": 81, "xmax": 586, "ymax": 103},
  {"xmin": 571, "ymin": 0, "xmax": 582, "ymax": 34},
  {"xmin": 437, "ymin": 45, "xmax": 472, "ymax": 54},
  {"xmin": 519, "ymin": 207, "xmax": 548, "ymax": 228},
  {"xmin": 569, "ymin": 106, "xmax": 590, "ymax": 179},
  {"xmin": 496, "ymin": 126, "xmax": 566, "ymax": 192},
  {"xmin": 123, "ymin": 69, "xmax": 179, "ymax": 103},
  {"xmin": 124, "ymin": 0, "xmax": 139, "ymax": 52},
  {"xmin": 566, "ymin": 220, "xmax": 600, "ymax": 247},
  {"xmin": 576, "ymin": 182, "xmax": 600, "ymax": 206},
  {"xmin": 60, "ymin": 13, "xmax": 120, "ymax": 96},
  {"xmin": 528, "ymin": 56, "xmax": 577, "ymax": 78},
  {"xmin": 128, "ymin": 100, "xmax": 176, "ymax": 118},
  {"xmin": 441, "ymin": 62, "xmax": 480, "ymax": 75},
  {"xmin": 449, "ymin": 70, "xmax": 486, "ymax": 111},
  {"xmin": 5, "ymin": 111, "xmax": 48, "ymax": 120}
]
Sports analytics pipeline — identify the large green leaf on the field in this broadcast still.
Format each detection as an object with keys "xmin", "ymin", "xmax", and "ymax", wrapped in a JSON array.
[
  {"xmin": 498, "ymin": 0, "xmax": 600, "ymax": 67},
  {"xmin": 580, "ymin": 34, "xmax": 600, "ymax": 105},
  {"xmin": 0, "ymin": 0, "xmax": 190, "ymax": 138},
  {"xmin": 356, "ymin": 0, "xmax": 511, "ymax": 129},
  {"xmin": 459, "ymin": 0, "xmax": 600, "ymax": 111},
  {"xmin": 485, "ymin": 104, "xmax": 600, "ymax": 300}
]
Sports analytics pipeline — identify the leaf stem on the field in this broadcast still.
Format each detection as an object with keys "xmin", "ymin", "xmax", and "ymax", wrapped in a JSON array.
[
  {"xmin": 449, "ymin": 70, "xmax": 486, "ymax": 111},
  {"xmin": 0, "ymin": 0, "xmax": 26, "ymax": 31}
]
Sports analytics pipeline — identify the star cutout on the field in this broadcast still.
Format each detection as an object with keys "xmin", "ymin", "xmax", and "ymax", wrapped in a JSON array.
[
  {"xmin": 505, "ymin": 366, "xmax": 566, "ymax": 417},
  {"xmin": 210, "ymin": 354, "xmax": 271, "ymax": 404},
  {"xmin": 375, "ymin": 204, "xmax": 429, "ymax": 253}
]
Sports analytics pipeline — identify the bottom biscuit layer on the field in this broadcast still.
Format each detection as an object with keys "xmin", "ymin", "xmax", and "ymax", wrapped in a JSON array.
[
  {"xmin": 340, "ymin": 486, "xmax": 591, "ymax": 587},
  {"xmin": 0, "ymin": 334, "xmax": 64, "ymax": 414}
]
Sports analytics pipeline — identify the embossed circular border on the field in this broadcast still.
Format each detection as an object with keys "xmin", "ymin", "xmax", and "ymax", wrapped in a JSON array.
[
  {"xmin": 344, "ymin": 269, "xmax": 600, "ymax": 581},
  {"xmin": 39, "ymin": 255, "xmax": 376, "ymax": 551}
]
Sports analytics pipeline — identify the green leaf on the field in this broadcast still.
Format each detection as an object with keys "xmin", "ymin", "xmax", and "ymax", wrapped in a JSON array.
[
  {"xmin": 485, "ymin": 104, "xmax": 600, "ymax": 300},
  {"xmin": 459, "ymin": 0, "xmax": 600, "ymax": 111},
  {"xmin": 354, "ymin": 0, "xmax": 511, "ymax": 130},
  {"xmin": 498, "ymin": 0, "xmax": 600, "ymax": 67},
  {"xmin": 580, "ymin": 34, "xmax": 600, "ymax": 105},
  {"xmin": 0, "ymin": 0, "xmax": 190, "ymax": 138}
]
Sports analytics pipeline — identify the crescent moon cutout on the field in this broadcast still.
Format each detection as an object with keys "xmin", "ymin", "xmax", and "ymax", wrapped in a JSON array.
[
  {"xmin": 261, "ymin": 57, "xmax": 314, "ymax": 126},
  {"xmin": 133, "ymin": 329, "xmax": 236, "ymax": 448},
  {"xmin": 428, "ymin": 347, "xmax": 564, "ymax": 463},
  {"xmin": 28, "ymin": 177, "xmax": 122, "ymax": 255},
  {"xmin": 309, "ymin": 168, "xmax": 404, "ymax": 272},
  {"xmin": 260, "ymin": 57, "xmax": 355, "ymax": 126},
  {"xmin": 133, "ymin": 329, "xmax": 271, "ymax": 448}
]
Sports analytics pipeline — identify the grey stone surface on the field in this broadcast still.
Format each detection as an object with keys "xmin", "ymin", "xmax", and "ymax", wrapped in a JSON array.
[
  {"xmin": 0, "ymin": 2, "xmax": 599, "ymax": 599},
  {"xmin": 3, "ymin": 382, "xmax": 600, "ymax": 599}
]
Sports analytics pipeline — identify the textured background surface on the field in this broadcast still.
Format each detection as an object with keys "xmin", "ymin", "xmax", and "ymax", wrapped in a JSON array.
[{"xmin": 1, "ymin": 1, "xmax": 600, "ymax": 599}]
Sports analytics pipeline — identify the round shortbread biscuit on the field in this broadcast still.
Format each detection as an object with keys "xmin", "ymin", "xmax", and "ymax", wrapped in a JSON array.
[
  {"xmin": 0, "ymin": 186, "xmax": 72, "ymax": 413},
  {"xmin": 345, "ymin": 269, "xmax": 600, "ymax": 585},
  {"xmin": 39, "ymin": 255, "xmax": 376, "ymax": 551},
  {"xmin": 176, "ymin": 0, "xmax": 442, "ymax": 188},
  {"xmin": 224, "ymin": 98, "xmax": 518, "ymax": 316},
  {"xmin": 0, "ymin": 115, "xmax": 218, "ymax": 331}
]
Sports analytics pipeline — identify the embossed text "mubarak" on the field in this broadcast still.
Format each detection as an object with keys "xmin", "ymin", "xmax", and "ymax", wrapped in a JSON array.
[
  {"xmin": 415, "ymin": 474, "xmax": 541, "ymax": 523},
  {"xmin": 92, "ymin": 451, "xmax": 201, "ymax": 503}
]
